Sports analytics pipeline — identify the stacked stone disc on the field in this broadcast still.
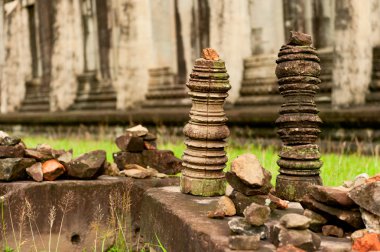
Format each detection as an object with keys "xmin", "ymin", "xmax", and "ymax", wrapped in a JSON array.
[
  {"xmin": 180, "ymin": 48, "xmax": 231, "ymax": 196},
  {"xmin": 275, "ymin": 31, "xmax": 323, "ymax": 202}
]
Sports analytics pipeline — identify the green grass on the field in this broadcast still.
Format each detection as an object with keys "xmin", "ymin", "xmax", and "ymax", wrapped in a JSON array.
[{"xmin": 23, "ymin": 137, "xmax": 379, "ymax": 187}]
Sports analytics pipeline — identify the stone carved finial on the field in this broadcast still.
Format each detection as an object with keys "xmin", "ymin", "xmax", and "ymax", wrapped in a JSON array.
[
  {"xmin": 275, "ymin": 31, "xmax": 323, "ymax": 201},
  {"xmin": 180, "ymin": 49, "xmax": 231, "ymax": 196}
]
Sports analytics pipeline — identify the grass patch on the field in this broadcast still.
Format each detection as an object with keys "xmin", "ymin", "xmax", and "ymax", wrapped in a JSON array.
[{"xmin": 23, "ymin": 137, "xmax": 379, "ymax": 187}]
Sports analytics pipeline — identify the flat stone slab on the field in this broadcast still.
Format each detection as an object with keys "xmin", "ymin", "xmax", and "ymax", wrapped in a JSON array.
[
  {"xmin": 140, "ymin": 186, "xmax": 352, "ymax": 252},
  {"xmin": 0, "ymin": 176, "xmax": 178, "ymax": 251}
]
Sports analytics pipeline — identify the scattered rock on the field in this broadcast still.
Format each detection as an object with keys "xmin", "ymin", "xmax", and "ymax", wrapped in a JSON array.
[
  {"xmin": 0, "ymin": 131, "xmax": 9, "ymax": 139},
  {"xmin": 66, "ymin": 150, "xmax": 106, "ymax": 179},
  {"xmin": 103, "ymin": 162, "xmax": 121, "ymax": 176},
  {"xmin": 231, "ymin": 154, "xmax": 267, "ymax": 186},
  {"xmin": 207, "ymin": 209, "xmax": 225, "ymax": 219},
  {"xmin": 351, "ymin": 229, "xmax": 368, "ymax": 240},
  {"xmin": 268, "ymin": 193, "xmax": 289, "ymax": 210},
  {"xmin": 288, "ymin": 31, "xmax": 312, "ymax": 46},
  {"xmin": 0, "ymin": 143, "xmax": 25, "ymax": 158},
  {"xmin": 225, "ymin": 184, "xmax": 234, "ymax": 197},
  {"xmin": 352, "ymin": 233, "xmax": 380, "ymax": 252},
  {"xmin": 115, "ymin": 134, "xmax": 145, "ymax": 152},
  {"xmin": 309, "ymin": 185, "xmax": 355, "ymax": 208},
  {"xmin": 367, "ymin": 174, "xmax": 380, "ymax": 183},
  {"xmin": 352, "ymin": 173, "xmax": 369, "ymax": 188},
  {"xmin": 202, "ymin": 48, "xmax": 219, "ymax": 61},
  {"xmin": 276, "ymin": 244, "xmax": 305, "ymax": 252},
  {"xmin": 25, "ymin": 148, "xmax": 54, "ymax": 161},
  {"xmin": 42, "ymin": 159, "xmax": 65, "ymax": 181},
  {"xmin": 303, "ymin": 209, "xmax": 327, "ymax": 232},
  {"xmin": 0, "ymin": 136, "xmax": 21, "ymax": 146},
  {"xmin": 244, "ymin": 202, "xmax": 271, "ymax": 226},
  {"xmin": 349, "ymin": 181, "xmax": 380, "ymax": 216},
  {"xmin": 216, "ymin": 196, "xmax": 236, "ymax": 216},
  {"xmin": 226, "ymin": 172, "xmax": 272, "ymax": 196},
  {"xmin": 228, "ymin": 217, "xmax": 268, "ymax": 238},
  {"xmin": 120, "ymin": 165, "xmax": 154, "ymax": 179},
  {"xmin": 57, "ymin": 151, "xmax": 73, "ymax": 163},
  {"xmin": 126, "ymin": 125, "xmax": 148, "ymax": 137},
  {"xmin": 271, "ymin": 224, "xmax": 321, "ymax": 251},
  {"xmin": 322, "ymin": 225, "xmax": 344, "ymax": 238},
  {"xmin": 0, "ymin": 158, "xmax": 36, "ymax": 181},
  {"xmin": 280, "ymin": 213, "xmax": 311, "ymax": 230},
  {"xmin": 26, "ymin": 162, "xmax": 43, "ymax": 182},
  {"xmin": 301, "ymin": 195, "xmax": 364, "ymax": 230},
  {"xmin": 143, "ymin": 141, "xmax": 156, "ymax": 150},
  {"xmin": 360, "ymin": 208, "xmax": 380, "ymax": 233},
  {"xmin": 229, "ymin": 190, "xmax": 268, "ymax": 215},
  {"xmin": 228, "ymin": 235, "xmax": 260, "ymax": 250}
]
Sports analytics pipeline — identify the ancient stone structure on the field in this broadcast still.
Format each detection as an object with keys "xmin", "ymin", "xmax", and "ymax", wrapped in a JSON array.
[
  {"xmin": 275, "ymin": 31, "xmax": 323, "ymax": 202},
  {"xmin": 180, "ymin": 48, "xmax": 231, "ymax": 196},
  {"xmin": 367, "ymin": 46, "xmax": 380, "ymax": 103}
]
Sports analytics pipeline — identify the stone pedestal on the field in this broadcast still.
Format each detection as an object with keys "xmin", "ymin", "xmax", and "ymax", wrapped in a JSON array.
[
  {"xmin": 69, "ymin": 72, "xmax": 116, "ymax": 111},
  {"xmin": 275, "ymin": 32, "xmax": 323, "ymax": 202},
  {"xmin": 367, "ymin": 46, "xmax": 380, "ymax": 103},
  {"xmin": 19, "ymin": 79, "xmax": 50, "ymax": 112},
  {"xmin": 142, "ymin": 67, "xmax": 190, "ymax": 108},
  {"xmin": 235, "ymin": 54, "xmax": 283, "ymax": 106},
  {"xmin": 180, "ymin": 49, "xmax": 231, "ymax": 196}
]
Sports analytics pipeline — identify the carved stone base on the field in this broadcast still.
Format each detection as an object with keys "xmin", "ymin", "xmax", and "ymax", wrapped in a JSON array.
[
  {"xmin": 19, "ymin": 78, "xmax": 50, "ymax": 112},
  {"xmin": 180, "ymin": 176, "xmax": 226, "ymax": 197},
  {"xmin": 275, "ymin": 174, "xmax": 322, "ymax": 202},
  {"xmin": 142, "ymin": 67, "xmax": 190, "ymax": 108},
  {"xmin": 70, "ymin": 72, "xmax": 116, "ymax": 111}
]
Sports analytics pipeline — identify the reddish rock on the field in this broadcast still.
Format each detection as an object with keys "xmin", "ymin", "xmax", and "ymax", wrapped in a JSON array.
[
  {"xmin": 226, "ymin": 171, "xmax": 272, "ymax": 196},
  {"xmin": 366, "ymin": 174, "xmax": 380, "ymax": 183},
  {"xmin": 349, "ymin": 181, "xmax": 380, "ymax": 216},
  {"xmin": 301, "ymin": 195, "xmax": 364, "ymax": 230},
  {"xmin": 352, "ymin": 233, "xmax": 380, "ymax": 252},
  {"xmin": 0, "ymin": 143, "xmax": 25, "ymax": 158},
  {"xmin": 26, "ymin": 162, "xmax": 43, "ymax": 182},
  {"xmin": 322, "ymin": 225, "xmax": 344, "ymax": 238},
  {"xmin": 202, "ymin": 48, "xmax": 219, "ymax": 60},
  {"xmin": 310, "ymin": 185, "xmax": 355, "ymax": 208},
  {"xmin": 268, "ymin": 193, "xmax": 289, "ymax": 209},
  {"xmin": 276, "ymin": 244, "xmax": 305, "ymax": 252},
  {"xmin": 42, "ymin": 160, "xmax": 65, "ymax": 181}
]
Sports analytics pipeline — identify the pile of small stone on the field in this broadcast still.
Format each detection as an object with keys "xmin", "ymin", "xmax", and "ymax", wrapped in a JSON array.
[
  {"xmin": 0, "ymin": 131, "xmax": 108, "ymax": 182},
  {"xmin": 301, "ymin": 173, "xmax": 380, "ymax": 251},
  {"xmin": 113, "ymin": 125, "xmax": 183, "ymax": 177}
]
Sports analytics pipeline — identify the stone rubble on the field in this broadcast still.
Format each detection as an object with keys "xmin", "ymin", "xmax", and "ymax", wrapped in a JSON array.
[
  {"xmin": 113, "ymin": 125, "xmax": 183, "ymax": 175},
  {"xmin": 228, "ymin": 234, "xmax": 260, "ymax": 250}
]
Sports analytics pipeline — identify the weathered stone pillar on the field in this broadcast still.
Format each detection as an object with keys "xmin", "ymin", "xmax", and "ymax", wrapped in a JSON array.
[
  {"xmin": 235, "ymin": 0, "xmax": 284, "ymax": 106},
  {"xmin": 332, "ymin": 0, "xmax": 372, "ymax": 107},
  {"xmin": 275, "ymin": 32, "xmax": 323, "ymax": 202},
  {"xmin": 180, "ymin": 49, "xmax": 230, "ymax": 197}
]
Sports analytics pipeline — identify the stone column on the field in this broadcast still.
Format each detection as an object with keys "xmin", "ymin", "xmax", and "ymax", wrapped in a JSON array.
[
  {"xmin": 180, "ymin": 49, "xmax": 230, "ymax": 197},
  {"xmin": 275, "ymin": 32, "xmax": 323, "ymax": 202},
  {"xmin": 236, "ymin": 0, "xmax": 284, "ymax": 106},
  {"xmin": 332, "ymin": 0, "xmax": 372, "ymax": 107}
]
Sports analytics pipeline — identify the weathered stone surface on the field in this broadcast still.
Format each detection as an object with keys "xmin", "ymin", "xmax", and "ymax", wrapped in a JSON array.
[
  {"xmin": 180, "ymin": 50, "xmax": 231, "ymax": 196},
  {"xmin": 207, "ymin": 209, "xmax": 225, "ymax": 219},
  {"xmin": 322, "ymin": 225, "xmax": 344, "ymax": 238},
  {"xmin": 228, "ymin": 217, "xmax": 268, "ymax": 238},
  {"xmin": 303, "ymin": 209, "xmax": 327, "ymax": 232},
  {"xmin": 202, "ymin": 48, "xmax": 220, "ymax": 60},
  {"xmin": 216, "ymin": 196, "xmax": 236, "ymax": 216},
  {"xmin": 120, "ymin": 168, "xmax": 152, "ymax": 179},
  {"xmin": 143, "ymin": 133, "xmax": 157, "ymax": 141},
  {"xmin": 226, "ymin": 171, "xmax": 272, "ymax": 196},
  {"xmin": 352, "ymin": 233, "xmax": 380, "ymax": 252},
  {"xmin": 103, "ymin": 162, "xmax": 121, "ymax": 176},
  {"xmin": 66, "ymin": 150, "xmax": 106, "ymax": 179},
  {"xmin": 0, "ymin": 158, "xmax": 36, "ymax": 181},
  {"xmin": 126, "ymin": 124, "xmax": 148, "ymax": 137},
  {"xmin": 276, "ymin": 244, "xmax": 306, "ymax": 252},
  {"xmin": 360, "ymin": 208, "xmax": 380, "ymax": 233},
  {"xmin": 301, "ymin": 195, "xmax": 364, "ymax": 230},
  {"xmin": 275, "ymin": 31, "xmax": 323, "ymax": 201},
  {"xmin": 57, "ymin": 151, "xmax": 73, "ymax": 163},
  {"xmin": 0, "ymin": 136, "xmax": 21, "ymax": 146},
  {"xmin": 268, "ymin": 193, "xmax": 289, "ymax": 210},
  {"xmin": 231, "ymin": 153, "xmax": 267, "ymax": 186},
  {"xmin": 272, "ymin": 224, "xmax": 321, "ymax": 251},
  {"xmin": 349, "ymin": 181, "xmax": 380, "ymax": 216},
  {"xmin": 26, "ymin": 162, "xmax": 43, "ymax": 182},
  {"xmin": 25, "ymin": 148, "xmax": 54, "ymax": 161},
  {"xmin": 244, "ymin": 202, "xmax": 271, "ymax": 226},
  {"xmin": 310, "ymin": 185, "xmax": 355, "ymax": 208},
  {"xmin": 115, "ymin": 134, "xmax": 145, "ymax": 152},
  {"xmin": 113, "ymin": 150, "xmax": 183, "ymax": 175},
  {"xmin": 228, "ymin": 235, "xmax": 260, "ymax": 250},
  {"xmin": 280, "ymin": 213, "xmax": 311, "ymax": 230},
  {"xmin": 42, "ymin": 159, "xmax": 65, "ymax": 181},
  {"xmin": 0, "ymin": 143, "xmax": 25, "ymax": 158}
]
